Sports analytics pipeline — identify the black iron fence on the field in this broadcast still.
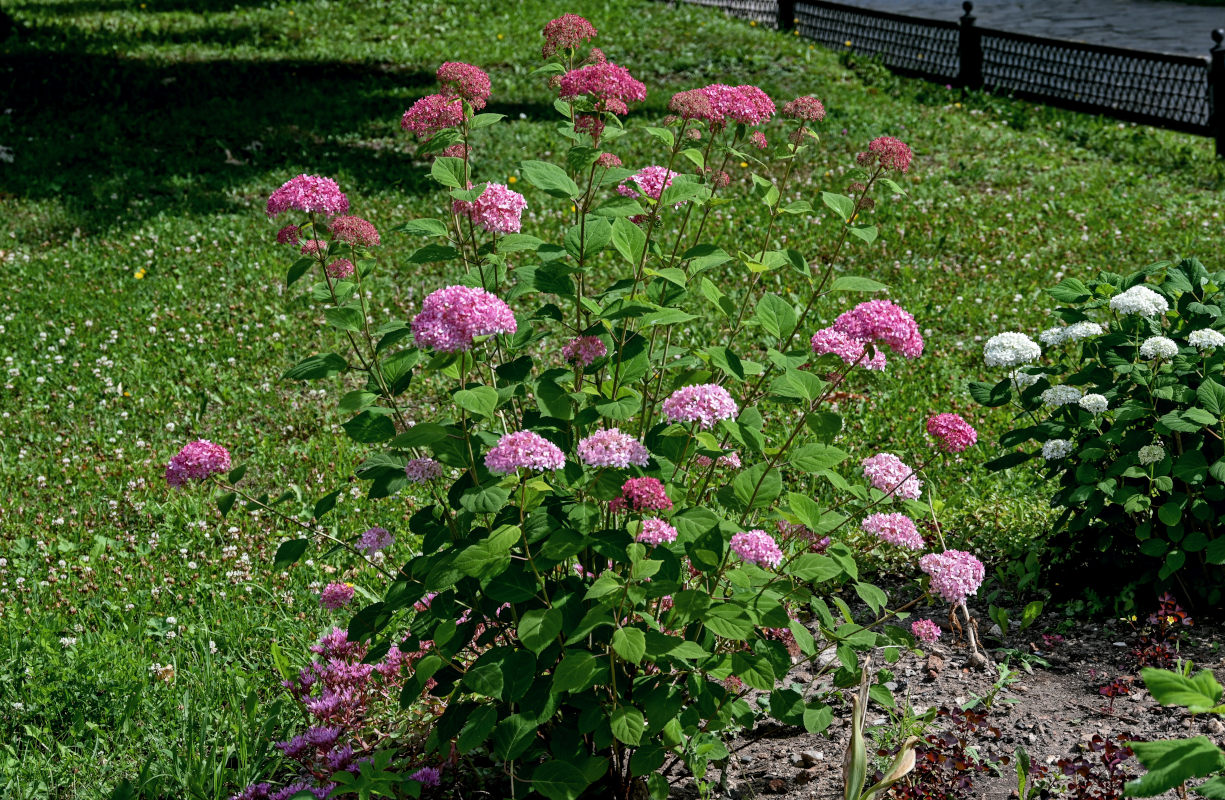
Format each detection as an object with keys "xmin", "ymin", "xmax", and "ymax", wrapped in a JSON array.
[{"xmin": 667, "ymin": 0, "xmax": 1225, "ymax": 155}]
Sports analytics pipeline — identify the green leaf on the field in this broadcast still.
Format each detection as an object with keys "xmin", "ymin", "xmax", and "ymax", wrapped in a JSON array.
[
  {"xmin": 324, "ymin": 306, "xmax": 363, "ymax": 332},
  {"xmin": 703, "ymin": 603, "xmax": 754, "ymax": 640},
  {"xmin": 1046, "ymin": 277, "xmax": 1092, "ymax": 303},
  {"xmin": 611, "ymin": 217, "xmax": 646, "ymax": 266},
  {"xmin": 286, "ymin": 257, "xmax": 312, "ymax": 287},
  {"xmin": 313, "ymin": 489, "xmax": 341, "ymax": 519},
  {"xmin": 408, "ymin": 243, "xmax": 461, "ymax": 264},
  {"xmin": 390, "ymin": 422, "xmax": 448, "ymax": 448},
  {"xmin": 1125, "ymin": 736, "xmax": 1225, "ymax": 797},
  {"xmin": 644, "ymin": 126, "xmax": 675, "ymax": 149},
  {"xmin": 531, "ymin": 759, "xmax": 593, "ymax": 800},
  {"xmin": 791, "ymin": 443, "xmax": 850, "ymax": 473},
  {"xmin": 1199, "ymin": 379, "xmax": 1225, "ymax": 417},
  {"xmin": 553, "ymin": 651, "xmax": 600, "ymax": 693},
  {"xmin": 610, "ymin": 706, "xmax": 645, "ymax": 746},
  {"xmin": 430, "ymin": 157, "xmax": 465, "ymax": 189},
  {"xmin": 611, "ymin": 627, "xmax": 646, "ymax": 664},
  {"xmin": 755, "ymin": 294, "xmax": 797, "ymax": 339},
  {"xmin": 453, "ymin": 386, "xmax": 499, "ymax": 418},
  {"xmin": 393, "ymin": 218, "xmax": 449, "ymax": 237},
  {"xmin": 564, "ymin": 217, "xmax": 612, "ymax": 262},
  {"xmin": 821, "ymin": 191, "xmax": 855, "ymax": 223},
  {"xmin": 493, "ymin": 714, "xmax": 538, "ymax": 761},
  {"xmin": 283, "ymin": 353, "xmax": 348, "ymax": 381},
  {"xmin": 968, "ymin": 379, "xmax": 1012, "ymax": 407},
  {"xmin": 847, "ymin": 224, "xmax": 878, "ymax": 244},
  {"xmin": 518, "ymin": 608, "xmax": 563, "ymax": 654},
  {"xmin": 521, "ymin": 160, "xmax": 581, "ymax": 199},
  {"xmin": 470, "ymin": 112, "xmax": 505, "ymax": 129},
  {"xmin": 274, "ymin": 538, "xmax": 309, "ymax": 568},
  {"xmin": 803, "ymin": 703, "xmax": 834, "ymax": 733},
  {"xmin": 593, "ymin": 195, "xmax": 646, "ymax": 219},
  {"xmin": 1142, "ymin": 667, "xmax": 1224, "ymax": 713},
  {"xmin": 342, "ymin": 410, "xmax": 395, "ymax": 443},
  {"xmin": 456, "ymin": 704, "xmax": 498, "ymax": 753},
  {"xmin": 788, "ymin": 553, "xmax": 841, "ymax": 583},
  {"xmin": 731, "ymin": 463, "xmax": 782, "ymax": 510}
]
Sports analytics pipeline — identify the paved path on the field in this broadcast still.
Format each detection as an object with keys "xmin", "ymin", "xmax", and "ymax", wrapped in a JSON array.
[{"xmin": 832, "ymin": 0, "xmax": 1225, "ymax": 56}]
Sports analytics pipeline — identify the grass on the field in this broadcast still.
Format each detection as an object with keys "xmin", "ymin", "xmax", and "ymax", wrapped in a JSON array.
[{"xmin": 2, "ymin": 0, "xmax": 1224, "ymax": 797}]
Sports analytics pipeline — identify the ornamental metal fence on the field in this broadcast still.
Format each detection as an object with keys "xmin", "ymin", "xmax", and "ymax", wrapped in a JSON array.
[{"xmin": 666, "ymin": 0, "xmax": 1225, "ymax": 155}]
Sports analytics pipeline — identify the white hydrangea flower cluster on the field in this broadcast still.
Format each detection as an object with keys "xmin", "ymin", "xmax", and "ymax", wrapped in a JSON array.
[
  {"xmin": 1064, "ymin": 321, "xmax": 1104, "ymax": 340},
  {"xmin": 1108, "ymin": 285, "xmax": 1168, "ymax": 318},
  {"xmin": 984, "ymin": 332, "xmax": 1042, "ymax": 368},
  {"xmin": 1040, "ymin": 327, "xmax": 1067, "ymax": 346},
  {"xmin": 1139, "ymin": 336, "xmax": 1178, "ymax": 360},
  {"xmin": 1078, "ymin": 393, "xmax": 1108, "ymax": 414},
  {"xmin": 1041, "ymin": 385, "xmax": 1083, "ymax": 407},
  {"xmin": 1042, "ymin": 439, "xmax": 1075, "ymax": 460},
  {"xmin": 1010, "ymin": 369, "xmax": 1042, "ymax": 389},
  {"xmin": 1188, "ymin": 329, "xmax": 1225, "ymax": 351},
  {"xmin": 1138, "ymin": 444, "xmax": 1166, "ymax": 465}
]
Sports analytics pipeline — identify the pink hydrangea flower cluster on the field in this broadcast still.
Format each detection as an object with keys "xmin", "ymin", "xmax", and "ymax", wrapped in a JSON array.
[
  {"xmin": 400, "ymin": 94, "xmax": 463, "ymax": 139},
  {"xmin": 562, "ymin": 335, "xmax": 606, "ymax": 367},
  {"xmin": 662, "ymin": 383, "xmax": 739, "ymax": 430},
  {"xmin": 926, "ymin": 413, "xmax": 978, "ymax": 453},
  {"xmin": 920, "ymin": 549, "xmax": 985, "ymax": 605},
  {"xmin": 861, "ymin": 512, "xmax": 924, "ymax": 550},
  {"xmin": 325, "ymin": 259, "xmax": 355, "ymax": 280},
  {"xmin": 749, "ymin": 131, "xmax": 768, "ymax": 149},
  {"xmin": 595, "ymin": 152, "xmax": 622, "ymax": 168},
  {"xmin": 165, "ymin": 439, "xmax": 231, "ymax": 488},
  {"xmin": 610, "ymin": 477, "xmax": 672, "ymax": 512},
  {"xmin": 267, "ymin": 174, "xmax": 349, "ymax": 219},
  {"xmin": 329, "ymin": 216, "xmax": 380, "ymax": 247},
  {"xmin": 701, "ymin": 83, "xmax": 775, "ymax": 126},
  {"xmin": 858, "ymin": 135, "xmax": 913, "ymax": 173},
  {"xmin": 300, "ymin": 239, "xmax": 327, "ymax": 256},
  {"xmin": 276, "ymin": 224, "xmax": 300, "ymax": 245},
  {"xmin": 542, "ymin": 13, "xmax": 597, "ymax": 57},
  {"xmin": 453, "ymin": 182, "xmax": 528, "ymax": 233},
  {"xmin": 617, "ymin": 165, "xmax": 680, "ymax": 204},
  {"xmin": 832, "ymin": 300, "xmax": 924, "ymax": 359},
  {"xmin": 436, "ymin": 62, "xmax": 491, "ymax": 109},
  {"xmin": 668, "ymin": 88, "xmax": 719, "ymax": 124},
  {"xmin": 782, "ymin": 95, "xmax": 826, "ymax": 122},
  {"xmin": 911, "ymin": 619, "xmax": 942, "ymax": 644},
  {"xmin": 557, "ymin": 62, "xmax": 646, "ymax": 115},
  {"xmin": 637, "ymin": 517, "xmax": 678, "ymax": 546},
  {"xmin": 730, "ymin": 529, "xmax": 784, "ymax": 569},
  {"xmin": 404, "ymin": 457, "xmax": 443, "ymax": 484},
  {"xmin": 412, "ymin": 285, "xmax": 517, "ymax": 352},
  {"xmin": 693, "ymin": 451, "xmax": 741, "ymax": 470},
  {"xmin": 861, "ymin": 452, "xmax": 923, "ymax": 500},
  {"xmin": 485, "ymin": 430, "xmax": 565, "ymax": 474},
  {"xmin": 319, "ymin": 582, "xmax": 355, "ymax": 610},
  {"xmin": 810, "ymin": 327, "xmax": 888, "ymax": 371},
  {"xmin": 357, "ymin": 527, "xmax": 394, "ymax": 556},
  {"xmin": 577, "ymin": 429, "xmax": 650, "ymax": 468}
]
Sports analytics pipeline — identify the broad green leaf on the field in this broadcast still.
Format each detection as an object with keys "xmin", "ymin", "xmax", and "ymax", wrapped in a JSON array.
[
  {"xmin": 521, "ymin": 160, "xmax": 581, "ymax": 199},
  {"xmin": 518, "ymin": 608, "xmax": 563, "ymax": 654},
  {"xmin": 612, "ymin": 627, "xmax": 646, "ymax": 664},
  {"xmin": 283, "ymin": 353, "xmax": 348, "ymax": 381},
  {"xmin": 610, "ymin": 705, "xmax": 645, "ymax": 745},
  {"xmin": 1125, "ymin": 736, "xmax": 1225, "ymax": 796},
  {"xmin": 430, "ymin": 157, "xmax": 465, "ymax": 189},
  {"xmin": 453, "ymin": 386, "xmax": 499, "ymax": 418},
  {"xmin": 394, "ymin": 218, "xmax": 449, "ymax": 237},
  {"xmin": 1141, "ymin": 667, "xmax": 1224, "ymax": 713},
  {"xmin": 821, "ymin": 191, "xmax": 855, "ymax": 223},
  {"xmin": 531, "ymin": 760, "xmax": 593, "ymax": 800},
  {"xmin": 274, "ymin": 538, "xmax": 309, "ymax": 568},
  {"xmin": 830, "ymin": 276, "xmax": 886, "ymax": 293}
]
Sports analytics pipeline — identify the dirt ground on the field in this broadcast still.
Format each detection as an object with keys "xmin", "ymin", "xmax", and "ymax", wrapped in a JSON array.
[{"xmin": 670, "ymin": 608, "xmax": 1225, "ymax": 799}]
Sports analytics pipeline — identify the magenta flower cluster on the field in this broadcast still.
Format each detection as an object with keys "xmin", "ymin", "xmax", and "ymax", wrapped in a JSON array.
[
  {"xmin": 329, "ymin": 215, "xmax": 380, "ymax": 247},
  {"xmin": 926, "ymin": 413, "xmax": 977, "ymax": 453},
  {"xmin": 558, "ymin": 62, "xmax": 646, "ymax": 115},
  {"xmin": 436, "ymin": 62, "xmax": 491, "ymax": 109},
  {"xmin": 693, "ymin": 451, "xmax": 741, "ymax": 470},
  {"xmin": 911, "ymin": 619, "xmax": 942, "ymax": 644},
  {"xmin": 617, "ymin": 165, "xmax": 680, "ymax": 204},
  {"xmin": 637, "ymin": 517, "xmax": 678, "ymax": 546},
  {"xmin": 701, "ymin": 83, "xmax": 775, "ymax": 126},
  {"xmin": 542, "ymin": 12, "xmax": 597, "ymax": 57},
  {"xmin": 276, "ymin": 224, "xmax": 300, "ymax": 245},
  {"xmin": 810, "ymin": 327, "xmax": 887, "ymax": 371},
  {"xmin": 319, "ymin": 582, "xmax": 355, "ymax": 610},
  {"xmin": 661, "ymin": 384, "xmax": 739, "ymax": 430},
  {"xmin": 401, "ymin": 94, "xmax": 463, "ymax": 139},
  {"xmin": 782, "ymin": 95, "xmax": 826, "ymax": 122},
  {"xmin": 610, "ymin": 477, "xmax": 672, "ymax": 512},
  {"xmin": 832, "ymin": 300, "xmax": 924, "ymax": 359},
  {"xmin": 325, "ymin": 259, "xmax": 354, "ymax": 280},
  {"xmin": 485, "ymin": 430, "xmax": 565, "ymax": 474},
  {"xmin": 858, "ymin": 135, "xmax": 913, "ymax": 173},
  {"xmin": 412, "ymin": 285, "xmax": 517, "ymax": 352},
  {"xmin": 266, "ymin": 174, "xmax": 349, "ymax": 219},
  {"xmin": 861, "ymin": 452, "xmax": 923, "ymax": 500},
  {"xmin": 562, "ymin": 335, "xmax": 607, "ymax": 367},
  {"xmin": 165, "ymin": 439, "xmax": 231, "ymax": 488},
  {"xmin": 454, "ymin": 182, "xmax": 528, "ymax": 233},
  {"xmin": 861, "ymin": 512, "xmax": 924, "ymax": 550},
  {"xmin": 577, "ymin": 428, "xmax": 650, "ymax": 468},
  {"xmin": 730, "ymin": 529, "xmax": 784, "ymax": 569},
  {"xmin": 920, "ymin": 549, "xmax": 986, "ymax": 605},
  {"xmin": 404, "ymin": 457, "xmax": 444, "ymax": 484},
  {"xmin": 357, "ymin": 527, "xmax": 394, "ymax": 556}
]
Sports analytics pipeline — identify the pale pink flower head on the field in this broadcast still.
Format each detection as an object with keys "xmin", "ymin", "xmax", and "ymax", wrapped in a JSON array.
[
  {"xmin": 669, "ymin": 88, "xmax": 720, "ymax": 125},
  {"xmin": 558, "ymin": 63, "xmax": 646, "ymax": 115},
  {"xmin": 275, "ymin": 224, "xmax": 300, "ymax": 245},
  {"xmin": 610, "ymin": 477, "xmax": 672, "ymax": 513},
  {"xmin": 638, "ymin": 518, "xmax": 678, "ymax": 546},
  {"xmin": 562, "ymin": 335, "xmax": 606, "ymax": 367},
  {"xmin": 926, "ymin": 413, "xmax": 977, "ymax": 453},
  {"xmin": 412, "ymin": 285, "xmax": 517, "ymax": 352},
  {"xmin": 404, "ymin": 457, "xmax": 444, "ymax": 484},
  {"xmin": 832, "ymin": 299, "xmax": 924, "ymax": 359},
  {"xmin": 542, "ymin": 13, "xmax": 598, "ymax": 57},
  {"xmin": 319, "ymin": 582, "xmax": 356, "ymax": 610},
  {"xmin": 750, "ymin": 130, "xmax": 768, "ymax": 149},
  {"xmin": 861, "ymin": 512, "xmax": 924, "ymax": 550},
  {"xmin": 857, "ymin": 136, "xmax": 913, "ymax": 173},
  {"xmin": 920, "ymin": 550, "xmax": 985, "ymax": 605},
  {"xmin": 861, "ymin": 452, "xmax": 922, "ymax": 500},
  {"xmin": 693, "ymin": 451, "xmax": 741, "ymax": 470},
  {"xmin": 911, "ymin": 619, "xmax": 941, "ymax": 644},
  {"xmin": 453, "ymin": 182, "xmax": 528, "ymax": 234},
  {"xmin": 436, "ymin": 62, "xmax": 491, "ymax": 109},
  {"xmin": 165, "ymin": 439, "xmax": 231, "ymax": 488},
  {"xmin": 810, "ymin": 327, "xmax": 887, "ymax": 371},
  {"xmin": 485, "ymin": 430, "xmax": 565, "ymax": 474},
  {"xmin": 662, "ymin": 384, "xmax": 738, "ymax": 430},
  {"xmin": 266, "ymin": 174, "xmax": 349, "ymax": 219},
  {"xmin": 300, "ymin": 239, "xmax": 327, "ymax": 256},
  {"xmin": 700, "ymin": 84, "xmax": 774, "ymax": 126},
  {"xmin": 577, "ymin": 429, "xmax": 650, "ymax": 469},
  {"xmin": 325, "ymin": 259, "xmax": 355, "ymax": 280},
  {"xmin": 617, "ymin": 165, "xmax": 680, "ymax": 206},
  {"xmin": 357, "ymin": 526, "xmax": 394, "ymax": 555},
  {"xmin": 731, "ymin": 529, "xmax": 783, "ymax": 569},
  {"xmin": 782, "ymin": 95, "xmax": 826, "ymax": 122},
  {"xmin": 401, "ymin": 94, "xmax": 463, "ymax": 139},
  {"xmin": 329, "ymin": 215, "xmax": 380, "ymax": 247},
  {"xmin": 440, "ymin": 143, "xmax": 470, "ymax": 159},
  {"xmin": 595, "ymin": 152, "xmax": 622, "ymax": 169}
]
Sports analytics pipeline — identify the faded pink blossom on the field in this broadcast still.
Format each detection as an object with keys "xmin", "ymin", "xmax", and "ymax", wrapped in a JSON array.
[
  {"xmin": 329, "ymin": 216, "xmax": 380, "ymax": 247},
  {"xmin": 436, "ymin": 62, "xmax": 491, "ymax": 109},
  {"xmin": 401, "ymin": 94, "xmax": 463, "ymax": 139},
  {"xmin": 610, "ymin": 477, "xmax": 672, "ymax": 513},
  {"xmin": 832, "ymin": 300, "xmax": 924, "ymax": 359},
  {"xmin": 300, "ymin": 239, "xmax": 327, "ymax": 256},
  {"xmin": 165, "ymin": 439, "xmax": 231, "ymax": 488},
  {"xmin": 911, "ymin": 619, "xmax": 941, "ymax": 643},
  {"xmin": 485, "ymin": 430, "xmax": 565, "ymax": 474},
  {"xmin": 319, "ymin": 582, "xmax": 355, "ymax": 610},
  {"xmin": 750, "ymin": 130, "xmax": 768, "ymax": 149},
  {"xmin": 325, "ymin": 259, "xmax": 355, "ymax": 280},
  {"xmin": 357, "ymin": 527, "xmax": 394, "ymax": 555},
  {"xmin": 810, "ymin": 327, "xmax": 887, "ymax": 371},
  {"xmin": 782, "ymin": 95, "xmax": 826, "ymax": 122},
  {"xmin": 276, "ymin": 224, "xmax": 300, "ymax": 245},
  {"xmin": 926, "ymin": 413, "xmax": 977, "ymax": 453},
  {"xmin": 730, "ymin": 529, "xmax": 783, "ymax": 568},
  {"xmin": 861, "ymin": 453, "xmax": 922, "ymax": 500},
  {"xmin": 920, "ymin": 550, "xmax": 985, "ymax": 605},
  {"xmin": 857, "ymin": 136, "xmax": 912, "ymax": 173},
  {"xmin": 861, "ymin": 512, "xmax": 924, "ymax": 550},
  {"xmin": 542, "ymin": 13, "xmax": 598, "ymax": 57},
  {"xmin": 638, "ymin": 518, "xmax": 678, "ymax": 546},
  {"xmin": 661, "ymin": 384, "xmax": 738, "ymax": 430},
  {"xmin": 404, "ymin": 457, "xmax": 444, "ymax": 484},
  {"xmin": 562, "ymin": 335, "xmax": 606, "ymax": 367},
  {"xmin": 577, "ymin": 429, "xmax": 650, "ymax": 468},
  {"xmin": 595, "ymin": 152, "xmax": 622, "ymax": 169},
  {"xmin": 412, "ymin": 285, "xmax": 517, "ymax": 352},
  {"xmin": 267, "ymin": 174, "xmax": 349, "ymax": 219},
  {"xmin": 453, "ymin": 182, "xmax": 528, "ymax": 234}
]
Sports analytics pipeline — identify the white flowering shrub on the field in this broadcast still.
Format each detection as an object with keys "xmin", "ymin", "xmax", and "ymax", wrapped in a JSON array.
[{"xmin": 974, "ymin": 258, "xmax": 1225, "ymax": 604}]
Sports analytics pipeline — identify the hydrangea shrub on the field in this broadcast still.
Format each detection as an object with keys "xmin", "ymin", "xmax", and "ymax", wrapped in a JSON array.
[
  {"xmin": 975, "ymin": 258, "xmax": 1225, "ymax": 603},
  {"xmin": 168, "ymin": 14, "xmax": 991, "ymax": 798}
]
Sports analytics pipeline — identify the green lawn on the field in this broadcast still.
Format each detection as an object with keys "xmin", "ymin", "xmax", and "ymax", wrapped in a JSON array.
[{"xmin": 2, "ymin": 0, "xmax": 1224, "ymax": 797}]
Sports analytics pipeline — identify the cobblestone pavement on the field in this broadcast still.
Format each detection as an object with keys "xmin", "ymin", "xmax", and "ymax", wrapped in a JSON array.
[{"xmin": 832, "ymin": 0, "xmax": 1225, "ymax": 55}]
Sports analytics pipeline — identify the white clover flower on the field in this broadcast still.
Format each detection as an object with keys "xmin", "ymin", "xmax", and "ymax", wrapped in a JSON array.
[
  {"xmin": 1064, "ymin": 321, "xmax": 1104, "ymax": 341},
  {"xmin": 1188, "ymin": 329, "xmax": 1225, "ymax": 351},
  {"xmin": 1039, "ymin": 327, "xmax": 1067, "ymax": 346},
  {"xmin": 1109, "ymin": 285, "xmax": 1168, "ymax": 318},
  {"xmin": 1010, "ymin": 369, "xmax": 1042, "ymax": 389},
  {"xmin": 1042, "ymin": 439, "xmax": 1075, "ymax": 460},
  {"xmin": 984, "ymin": 332, "xmax": 1042, "ymax": 368},
  {"xmin": 1078, "ymin": 393, "xmax": 1108, "ymax": 414},
  {"xmin": 1139, "ymin": 336, "xmax": 1178, "ymax": 360},
  {"xmin": 1138, "ymin": 444, "xmax": 1166, "ymax": 465},
  {"xmin": 1041, "ymin": 385, "xmax": 1083, "ymax": 407}
]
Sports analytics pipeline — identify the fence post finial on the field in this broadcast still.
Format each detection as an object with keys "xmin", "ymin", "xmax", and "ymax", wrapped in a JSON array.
[
  {"xmin": 1212, "ymin": 29, "xmax": 1225, "ymax": 158},
  {"xmin": 958, "ymin": 2, "xmax": 983, "ymax": 90}
]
